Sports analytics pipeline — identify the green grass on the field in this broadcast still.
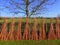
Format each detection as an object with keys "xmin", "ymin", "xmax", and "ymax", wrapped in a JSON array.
[
  {"xmin": 0, "ymin": 40, "xmax": 60, "ymax": 45},
  {"xmin": 0, "ymin": 18, "xmax": 60, "ymax": 24}
]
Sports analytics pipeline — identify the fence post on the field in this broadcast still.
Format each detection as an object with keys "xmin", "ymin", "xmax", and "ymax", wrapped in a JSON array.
[
  {"xmin": 23, "ymin": 17, "xmax": 30, "ymax": 40},
  {"xmin": 31, "ymin": 18, "xmax": 38, "ymax": 40},
  {"xmin": 39, "ymin": 17, "xmax": 46, "ymax": 40},
  {"xmin": 48, "ymin": 18, "xmax": 56, "ymax": 40},
  {"xmin": 56, "ymin": 18, "xmax": 60, "ymax": 39},
  {"xmin": 7, "ymin": 18, "xmax": 14, "ymax": 40},
  {"xmin": 15, "ymin": 18, "xmax": 22, "ymax": 40},
  {"xmin": 0, "ymin": 18, "xmax": 7, "ymax": 41}
]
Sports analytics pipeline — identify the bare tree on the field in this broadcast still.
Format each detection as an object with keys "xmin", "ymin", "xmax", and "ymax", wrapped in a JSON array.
[{"xmin": 0, "ymin": 0, "xmax": 56, "ymax": 17}]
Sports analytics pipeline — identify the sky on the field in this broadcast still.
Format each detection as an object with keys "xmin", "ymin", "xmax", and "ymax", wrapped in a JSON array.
[{"xmin": 0, "ymin": 0, "xmax": 60, "ymax": 17}]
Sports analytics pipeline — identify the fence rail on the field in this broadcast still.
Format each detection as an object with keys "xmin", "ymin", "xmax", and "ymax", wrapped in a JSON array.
[{"xmin": 0, "ymin": 17, "xmax": 60, "ymax": 40}]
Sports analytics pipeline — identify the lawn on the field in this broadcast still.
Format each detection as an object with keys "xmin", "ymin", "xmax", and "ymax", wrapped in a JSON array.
[{"xmin": 0, "ymin": 40, "xmax": 60, "ymax": 45}]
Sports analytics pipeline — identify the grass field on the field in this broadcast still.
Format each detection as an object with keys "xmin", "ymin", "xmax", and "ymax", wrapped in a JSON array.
[
  {"xmin": 0, "ymin": 40, "xmax": 60, "ymax": 45},
  {"xmin": 0, "ymin": 18, "xmax": 60, "ymax": 23}
]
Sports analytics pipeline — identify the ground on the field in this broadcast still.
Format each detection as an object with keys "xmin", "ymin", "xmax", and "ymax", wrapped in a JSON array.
[{"xmin": 0, "ymin": 40, "xmax": 60, "ymax": 45}]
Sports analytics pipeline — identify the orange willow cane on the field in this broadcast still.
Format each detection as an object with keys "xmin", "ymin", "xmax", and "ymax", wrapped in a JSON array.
[
  {"xmin": 48, "ymin": 18, "xmax": 56, "ymax": 40},
  {"xmin": 31, "ymin": 18, "xmax": 38, "ymax": 40},
  {"xmin": 39, "ymin": 18, "xmax": 46, "ymax": 40},
  {"xmin": 7, "ymin": 18, "xmax": 14, "ymax": 40},
  {"xmin": 23, "ymin": 17, "xmax": 30, "ymax": 40},
  {"xmin": 56, "ymin": 18, "xmax": 60, "ymax": 39},
  {"xmin": 0, "ymin": 18, "xmax": 7, "ymax": 40},
  {"xmin": 15, "ymin": 18, "xmax": 22, "ymax": 40}
]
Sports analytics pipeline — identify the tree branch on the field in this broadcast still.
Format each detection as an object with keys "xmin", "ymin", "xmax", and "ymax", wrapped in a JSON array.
[
  {"xmin": 29, "ymin": 0, "xmax": 35, "ymax": 5},
  {"xmin": 30, "ymin": 0, "xmax": 47, "ymax": 16},
  {"xmin": 9, "ymin": 0, "xmax": 26, "ymax": 11}
]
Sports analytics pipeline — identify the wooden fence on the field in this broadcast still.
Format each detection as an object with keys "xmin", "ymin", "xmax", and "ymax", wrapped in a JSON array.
[{"xmin": 0, "ymin": 17, "xmax": 60, "ymax": 41}]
